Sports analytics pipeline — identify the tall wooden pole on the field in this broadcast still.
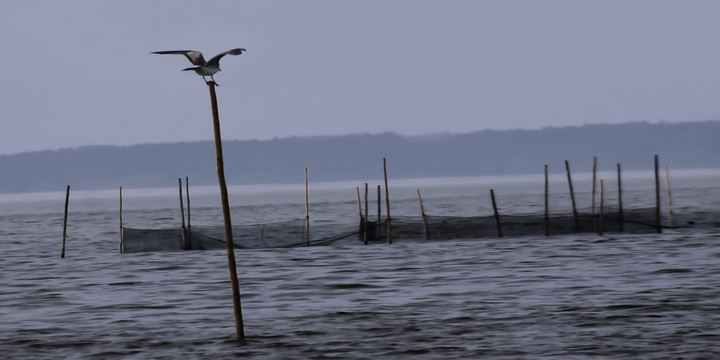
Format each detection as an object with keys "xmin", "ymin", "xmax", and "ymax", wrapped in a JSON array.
[
  {"xmin": 208, "ymin": 81, "xmax": 244, "ymax": 341},
  {"xmin": 377, "ymin": 185, "xmax": 382, "ymax": 242},
  {"xmin": 598, "ymin": 179, "xmax": 604, "ymax": 236},
  {"xmin": 417, "ymin": 189, "xmax": 429, "ymax": 241},
  {"xmin": 490, "ymin": 189, "xmax": 502, "ymax": 237},
  {"xmin": 186, "ymin": 176, "xmax": 191, "ymax": 230},
  {"xmin": 364, "ymin": 183, "xmax": 369, "ymax": 245},
  {"xmin": 178, "ymin": 178, "xmax": 188, "ymax": 250},
  {"xmin": 654, "ymin": 154, "xmax": 662, "ymax": 233},
  {"xmin": 119, "ymin": 186, "xmax": 123, "ymax": 253},
  {"xmin": 565, "ymin": 160, "xmax": 579, "ymax": 232},
  {"xmin": 591, "ymin": 156, "xmax": 597, "ymax": 221},
  {"xmin": 617, "ymin": 163, "xmax": 624, "ymax": 232},
  {"xmin": 305, "ymin": 168, "xmax": 310, "ymax": 245},
  {"xmin": 544, "ymin": 165, "xmax": 549, "ymax": 236},
  {"xmin": 665, "ymin": 165, "xmax": 674, "ymax": 228},
  {"xmin": 61, "ymin": 185, "xmax": 70, "ymax": 258},
  {"xmin": 383, "ymin": 158, "xmax": 392, "ymax": 244}
]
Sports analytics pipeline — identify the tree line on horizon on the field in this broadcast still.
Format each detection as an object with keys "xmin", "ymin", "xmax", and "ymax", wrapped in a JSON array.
[{"xmin": 1, "ymin": 121, "xmax": 718, "ymax": 194}]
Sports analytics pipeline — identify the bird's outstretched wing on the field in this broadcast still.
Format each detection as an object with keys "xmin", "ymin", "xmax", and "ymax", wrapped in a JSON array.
[
  {"xmin": 151, "ymin": 50, "xmax": 207, "ymax": 66},
  {"xmin": 206, "ymin": 48, "xmax": 247, "ymax": 66}
]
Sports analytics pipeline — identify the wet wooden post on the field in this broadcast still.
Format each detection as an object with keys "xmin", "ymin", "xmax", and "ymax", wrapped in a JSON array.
[
  {"xmin": 61, "ymin": 185, "xmax": 70, "ymax": 258},
  {"xmin": 186, "ymin": 176, "xmax": 191, "ymax": 229},
  {"xmin": 178, "ymin": 178, "xmax": 189, "ymax": 250},
  {"xmin": 565, "ymin": 160, "xmax": 579, "ymax": 232},
  {"xmin": 590, "ymin": 156, "xmax": 597, "ymax": 231},
  {"xmin": 617, "ymin": 164, "xmax": 624, "ymax": 232},
  {"xmin": 490, "ymin": 189, "xmax": 502, "ymax": 237},
  {"xmin": 364, "ymin": 183, "xmax": 369, "ymax": 245},
  {"xmin": 665, "ymin": 165, "xmax": 674, "ymax": 228},
  {"xmin": 377, "ymin": 185, "xmax": 382, "ymax": 242},
  {"xmin": 119, "ymin": 186, "xmax": 124, "ymax": 253},
  {"xmin": 383, "ymin": 158, "xmax": 392, "ymax": 244},
  {"xmin": 356, "ymin": 186, "xmax": 363, "ymax": 220},
  {"xmin": 356, "ymin": 186, "xmax": 364, "ymax": 243},
  {"xmin": 305, "ymin": 168, "xmax": 310, "ymax": 245},
  {"xmin": 591, "ymin": 156, "xmax": 597, "ymax": 227},
  {"xmin": 207, "ymin": 81, "xmax": 245, "ymax": 341},
  {"xmin": 417, "ymin": 189, "xmax": 430, "ymax": 241},
  {"xmin": 654, "ymin": 155, "xmax": 662, "ymax": 233},
  {"xmin": 598, "ymin": 179, "xmax": 604, "ymax": 236},
  {"xmin": 544, "ymin": 165, "xmax": 549, "ymax": 236}
]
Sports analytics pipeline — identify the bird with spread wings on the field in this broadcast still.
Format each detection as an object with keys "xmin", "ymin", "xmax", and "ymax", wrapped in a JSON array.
[{"xmin": 152, "ymin": 48, "xmax": 246, "ymax": 84}]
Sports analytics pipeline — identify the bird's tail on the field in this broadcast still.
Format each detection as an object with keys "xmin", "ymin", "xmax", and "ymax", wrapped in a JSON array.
[{"xmin": 182, "ymin": 66, "xmax": 198, "ymax": 71}]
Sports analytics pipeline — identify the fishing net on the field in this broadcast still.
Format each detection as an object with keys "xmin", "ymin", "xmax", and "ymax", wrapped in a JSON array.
[
  {"xmin": 360, "ymin": 206, "xmax": 687, "ymax": 243},
  {"xmin": 122, "ymin": 218, "xmax": 359, "ymax": 253},
  {"xmin": 121, "ymin": 205, "xmax": 698, "ymax": 252}
]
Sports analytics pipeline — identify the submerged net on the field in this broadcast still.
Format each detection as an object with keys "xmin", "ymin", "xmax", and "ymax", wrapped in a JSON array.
[
  {"xmin": 360, "ymin": 206, "xmax": 670, "ymax": 243},
  {"xmin": 122, "ymin": 218, "xmax": 359, "ymax": 253},
  {"xmin": 121, "ymin": 205, "xmax": 704, "ymax": 252}
]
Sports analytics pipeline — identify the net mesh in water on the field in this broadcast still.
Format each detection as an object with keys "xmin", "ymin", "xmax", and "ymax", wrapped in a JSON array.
[
  {"xmin": 122, "ymin": 218, "xmax": 359, "ymax": 253},
  {"xmin": 120, "ymin": 206, "xmax": 700, "ymax": 252}
]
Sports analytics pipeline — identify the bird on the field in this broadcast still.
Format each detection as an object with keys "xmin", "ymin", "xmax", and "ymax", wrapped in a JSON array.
[{"xmin": 152, "ymin": 48, "xmax": 246, "ymax": 84}]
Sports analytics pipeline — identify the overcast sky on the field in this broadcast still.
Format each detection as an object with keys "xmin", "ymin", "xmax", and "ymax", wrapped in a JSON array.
[{"xmin": 1, "ymin": 1, "xmax": 719, "ymax": 155}]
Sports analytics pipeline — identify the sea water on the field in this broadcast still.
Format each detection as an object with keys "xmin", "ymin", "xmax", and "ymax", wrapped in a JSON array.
[{"xmin": 1, "ymin": 171, "xmax": 719, "ymax": 359}]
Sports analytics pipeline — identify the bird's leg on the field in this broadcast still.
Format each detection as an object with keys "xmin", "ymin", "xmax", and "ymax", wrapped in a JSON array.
[{"xmin": 210, "ymin": 75, "xmax": 219, "ymax": 86}]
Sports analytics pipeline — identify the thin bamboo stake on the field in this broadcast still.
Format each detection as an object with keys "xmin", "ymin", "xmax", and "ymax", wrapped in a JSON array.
[
  {"xmin": 654, "ymin": 155, "xmax": 662, "ymax": 233},
  {"xmin": 598, "ymin": 179, "xmax": 604, "ymax": 236},
  {"xmin": 364, "ymin": 183, "xmax": 369, "ymax": 245},
  {"xmin": 355, "ymin": 186, "xmax": 364, "ymax": 243},
  {"xmin": 61, "ymin": 185, "xmax": 70, "ymax": 258},
  {"xmin": 665, "ymin": 165, "xmax": 674, "ymax": 228},
  {"xmin": 186, "ymin": 176, "xmax": 192, "ymax": 246},
  {"xmin": 119, "ymin": 186, "xmax": 124, "ymax": 253},
  {"xmin": 544, "ymin": 165, "xmax": 549, "ymax": 236},
  {"xmin": 591, "ymin": 156, "xmax": 597, "ymax": 219},
  {"xmin": 490, "ymin": 189, "xmax": 502, "ymax": 237},
  {"xmin": 377, "ymin": 185, "xmax": 382, "ymax": 242},
  {"xmin": 356, "ymin": 186, "xmax": 363, "ymax": 220},
  {"xmin": 186, "ymin": 176, "xmax": 191, "ymax": 229},
  {"xmin": 305, "ymin": 168, "xmax": 310, "ymax": 245},
  {"xmin": 383, "ymin": 158, "xmax": 392, "ymax": 244},
  {"xmin": 208, "ymin": 81, "xmax": 244, "ymax": 341},
  {"xmin": 178, "ymin": 178, "xmax": 189, "ymax": 250},
  {"xmin": 417, "ymin": 189, "xmax": 429, "ymax": 241},
  {"xmin": 617, "ymin": 163, "xmax": 624, "ymax": 232},
  {"xmin": 565, "ymin": 160, "xmax": 579, "ymax": 232}
]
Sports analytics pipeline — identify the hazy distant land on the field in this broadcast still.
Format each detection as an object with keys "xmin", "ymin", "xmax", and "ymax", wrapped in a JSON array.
[{"xmin": 1, "ymin": 121, "xmax": 718, "ymax": 194}]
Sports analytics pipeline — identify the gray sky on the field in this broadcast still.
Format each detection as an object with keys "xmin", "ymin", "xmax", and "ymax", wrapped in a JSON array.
[{"xmin": 1, "ymin": 1, "xmax": 719, "ymax": 155}]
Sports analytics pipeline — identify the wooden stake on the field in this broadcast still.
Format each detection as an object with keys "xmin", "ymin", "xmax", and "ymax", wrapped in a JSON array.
[
  {"xmin": 208, "ymin": 81, "xmax": 244, "ymax": 341},
  {"xmin": 617, "ymin": 163, "xmax": 624, "ymax": 232},
  {"xmin": 178, "ymin": 178, "xmax": 189, "ymax": 250},
  {"xmin": 383, "ymin": 158, "xmax": 392, "ymax": 244},
  {"xmin": 377, "ymin": 185, "xmax": 382, "ymax": 242},
  {"xmin": 565, "ymin": 160, "xmax": 579, "ymax": 232},
  {"xmin": 591, "ymin": 156, "xmax": 597, "ymax": 219},
  {"xmin": 417, "ymin": 189, "xmax": 429, "ymax": 241},
  {"xmin": 305, "ymin": 168, "xmax": 310, "ymax": 245},
  {"xmin": 654, "ymin": 154, "xmax": 662, "ymax": 233},
  {"xmin": 364, "ymin": 183, "xmax": 369, "ymax": 245},
  {"xmin": 544, "ymin": 165, "xmax": 549, "ymax": 236},
  {"xmin": 186, "ymin": 176, "xmax": 191, "ymax": 230},
  {"xmin": 61, "ymin": 185, "xmax": 70, "ymax": 258},
  {"xmin": 119, "ymin": 186, "xmax": 123, "ymax": 253},
  {"xmin": 665, "ymin": 165, "xmax": 674, "ymax": 228},
  {"xmin": 356, "ymin": 186, "xmax": 363, "ymax": 220},
  {"xmin": 490, "ymin": 189, "xmax": 502, "ymax": 237},
  {"xmin": 598, "ymin": 179, "xmax": 604, "ymax": 236}
]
